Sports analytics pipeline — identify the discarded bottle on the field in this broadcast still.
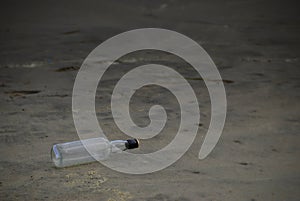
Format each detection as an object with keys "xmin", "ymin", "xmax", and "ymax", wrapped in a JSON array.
[{"xmin": 51, "ymin": 137, "xmax": 139, "ymax": 168}]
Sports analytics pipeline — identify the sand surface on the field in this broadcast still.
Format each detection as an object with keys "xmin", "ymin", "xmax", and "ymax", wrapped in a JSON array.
[{"xmin": 0, "ymin": 0, "xmax": 299, "ymax": 200}]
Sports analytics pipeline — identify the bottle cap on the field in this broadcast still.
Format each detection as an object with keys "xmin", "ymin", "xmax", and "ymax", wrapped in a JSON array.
[{"xmin": 126, "ymin": 139, "xmax": 139, "ymax": 149}]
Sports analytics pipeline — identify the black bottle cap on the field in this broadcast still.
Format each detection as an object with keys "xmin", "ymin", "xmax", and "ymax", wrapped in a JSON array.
[{"xmin": 126, "ymin": 139, "xmax": 139, "ymax": 149}]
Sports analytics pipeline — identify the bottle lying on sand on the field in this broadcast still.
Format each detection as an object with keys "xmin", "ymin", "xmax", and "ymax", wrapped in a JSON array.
[{"xmin": 51, "ymin": 137, "xmax": 139, "ymax": 168}]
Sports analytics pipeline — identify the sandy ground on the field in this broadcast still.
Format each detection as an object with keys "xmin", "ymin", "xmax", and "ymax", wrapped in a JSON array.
[{"xmin": 0, "ymin": 0, "xmax": 299, "ymax": 200}]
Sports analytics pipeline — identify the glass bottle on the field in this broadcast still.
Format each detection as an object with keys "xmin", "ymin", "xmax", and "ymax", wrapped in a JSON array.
[{"xmin": 51, "ymin": 137, "xmax": 139, "ymax": 168}]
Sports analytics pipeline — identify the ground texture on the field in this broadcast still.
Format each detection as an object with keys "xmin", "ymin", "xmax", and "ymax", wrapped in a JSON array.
[{"xmin": 0, "ymin": 0, "xmax": 299, "ymax": 200}]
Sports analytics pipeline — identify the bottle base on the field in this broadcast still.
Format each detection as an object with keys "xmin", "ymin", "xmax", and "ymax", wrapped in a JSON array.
[{"xmin": 51, "ymin": 145, "xmax": 63, "ymax": 167}]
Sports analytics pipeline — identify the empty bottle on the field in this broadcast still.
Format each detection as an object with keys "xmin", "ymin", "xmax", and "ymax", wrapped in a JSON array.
[{"xmin": 51, "ymin": 137, "xmax": 139, "ymax": 168}]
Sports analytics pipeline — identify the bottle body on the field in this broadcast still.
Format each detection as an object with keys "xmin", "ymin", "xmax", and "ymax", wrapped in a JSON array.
[{"xmin": 51, "ymin": 137, "xmax": 138, "ymax": 168}]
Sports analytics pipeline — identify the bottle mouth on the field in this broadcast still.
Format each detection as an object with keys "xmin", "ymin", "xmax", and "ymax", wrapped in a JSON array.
[{"xmin": 125, "ymin": 139, "xmax": 139, "ymax": 149}]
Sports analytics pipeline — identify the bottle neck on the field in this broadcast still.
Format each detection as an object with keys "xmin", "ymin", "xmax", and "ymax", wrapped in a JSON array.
[{"xmin": 110, "ymin": 140, "xmax": 128, "ymax": 153}]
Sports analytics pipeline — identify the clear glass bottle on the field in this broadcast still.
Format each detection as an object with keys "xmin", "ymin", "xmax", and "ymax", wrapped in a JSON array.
[{"xmin": 51, "ymin": 137, "xmax": 139, "ymax": 168}]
